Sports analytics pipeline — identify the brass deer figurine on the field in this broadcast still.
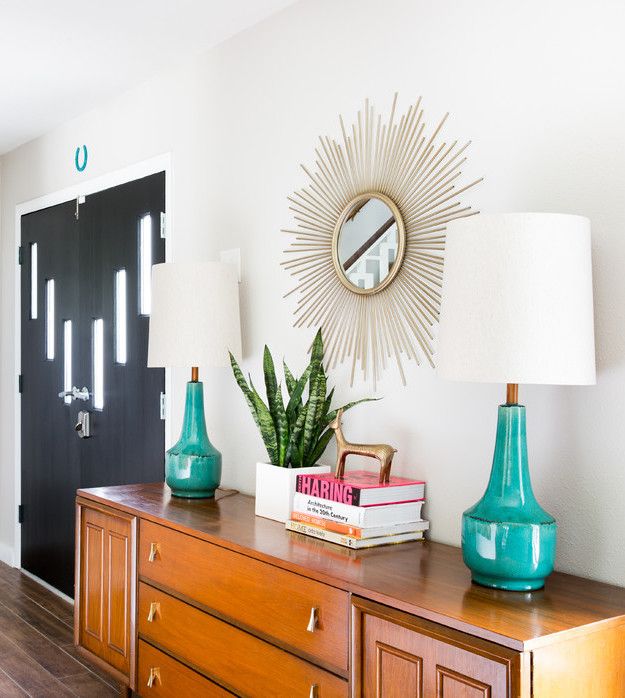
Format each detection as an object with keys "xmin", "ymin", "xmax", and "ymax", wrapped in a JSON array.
[{"xmin": 328, "ymin": 409, "xmax": 397, "ymax": 484}]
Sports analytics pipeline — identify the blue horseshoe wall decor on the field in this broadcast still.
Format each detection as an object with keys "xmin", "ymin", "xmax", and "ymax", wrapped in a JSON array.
[{"xmin": 75, "ymin": 145, "xmax": 88, "ymax": 172}]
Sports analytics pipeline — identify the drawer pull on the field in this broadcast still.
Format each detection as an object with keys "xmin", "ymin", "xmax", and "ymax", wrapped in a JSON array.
[
  {"xmin": 309, "ymin": 684, "xmax": 318, "ymax": 698},
  {"xmin": 147, "ymin": 666, "xmax": 161, "ymax": 688},
  {"xmin": 306, "ymin": 606, "xmax": 318, "ymax": 632},
  {"xmin": 148, "ymin": 542, "xmax": 160, "ymax": 562},
  {"xmin": 147, "ymin": 601, "xmax": 160, "ymax": 623}
]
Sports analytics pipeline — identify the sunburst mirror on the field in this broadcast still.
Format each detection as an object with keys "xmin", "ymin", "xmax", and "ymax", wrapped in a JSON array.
[{"xmin": 282, "ymin": 94, "xmax": 482, "ymax": 386}]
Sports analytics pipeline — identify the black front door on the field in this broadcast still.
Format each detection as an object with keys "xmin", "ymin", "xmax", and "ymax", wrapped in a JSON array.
[{"xmin": 21, "ymin": 172, "xmax": 166, "ymax": 597}]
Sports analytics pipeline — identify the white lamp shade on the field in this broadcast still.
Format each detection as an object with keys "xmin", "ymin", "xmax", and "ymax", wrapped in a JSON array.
[
  {"xmin": 437, "ymin": 213, "xmax": 596, "ymax": 385},
  {"xmin": 148, "ymin": 261, "xmax": 241, "ymax": 369}
]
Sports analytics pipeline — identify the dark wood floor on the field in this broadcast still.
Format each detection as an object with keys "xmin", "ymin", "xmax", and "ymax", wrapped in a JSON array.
[{"xmin": 0, "ymin": 561, "xmax": 118, "ymax": 697}]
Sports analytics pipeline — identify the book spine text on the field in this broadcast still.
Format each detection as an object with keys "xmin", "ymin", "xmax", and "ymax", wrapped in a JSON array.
[
  {"xmin": 292, "ymin": 493, "xmax": 365, "ymax": 526},
  {"xmin": 296, "ymin": 474, "xmax": 362, "ymax": 505}
]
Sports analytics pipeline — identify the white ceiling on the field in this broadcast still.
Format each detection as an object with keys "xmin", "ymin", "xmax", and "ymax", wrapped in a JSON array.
[{"xmin": 0, "ymin": 0, "xmax": 296, "ymax": 155}]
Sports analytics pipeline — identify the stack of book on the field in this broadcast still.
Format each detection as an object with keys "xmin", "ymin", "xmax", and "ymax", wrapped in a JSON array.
[{"xmin": 286, "ymin": 470, "xmax": 428, "ymax": 549}]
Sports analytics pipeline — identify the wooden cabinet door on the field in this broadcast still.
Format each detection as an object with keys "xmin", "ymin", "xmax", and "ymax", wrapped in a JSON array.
[
  {"xmin": 75, "ymin": 501, "xmax": 136, "ymax": 687},
  {"xmin": 353, "ymin": 599, "xmax": 521, "ymax": 698}
]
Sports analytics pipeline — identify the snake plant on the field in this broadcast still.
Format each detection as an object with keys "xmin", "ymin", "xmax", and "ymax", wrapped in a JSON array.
[{"xmin": 229, "ymin": 330, "xmax": 375, "ymax": 468}]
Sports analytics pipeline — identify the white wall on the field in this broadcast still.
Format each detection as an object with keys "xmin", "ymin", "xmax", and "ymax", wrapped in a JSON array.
[{"xmin": 1, "ymin": 0, "xmax": 624, "ymax": 585}]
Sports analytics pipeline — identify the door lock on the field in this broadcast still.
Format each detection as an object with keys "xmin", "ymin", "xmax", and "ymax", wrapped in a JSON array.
[{"xmin": 75, "ymin": 411, "xmax": 91, "ymax": 438}]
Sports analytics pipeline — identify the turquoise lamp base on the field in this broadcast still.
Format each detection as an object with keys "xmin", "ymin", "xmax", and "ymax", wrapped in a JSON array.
[
  {"xmin": 462, "ymin": 517, "xmax": 557, "ymax": 591},
  {"xmin": 461, "ymin": 404, "xmax": 557, "ymax": 591},
  {"xmin": 166, "ymin": 379, "xmax": 222, "ymax": 499},
  {"xmin": 166, "ymin": 450, "xmax": 221, "ymax": 498}
]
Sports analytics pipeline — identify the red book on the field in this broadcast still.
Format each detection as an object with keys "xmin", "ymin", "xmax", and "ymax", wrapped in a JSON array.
[{"xmin": 296, "ymin": 470, "xmax": 425, "ymax": 507}]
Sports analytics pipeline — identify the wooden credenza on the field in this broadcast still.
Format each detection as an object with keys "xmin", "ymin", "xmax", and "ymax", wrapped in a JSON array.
[{"xmin": 74, "ymin": 484, "xmax": 625, "ymax": 697}]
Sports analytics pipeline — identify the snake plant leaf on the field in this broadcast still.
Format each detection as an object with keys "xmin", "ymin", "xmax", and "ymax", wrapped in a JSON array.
[
  {"xmin": 320, "ymin": 387, "xmax": 335, "ymax": 425},
  {"xmin": 274, "ymin": 385, "xmax": 289, "ymax": 466},
  {"xmin": 229, "ymin": 352, "xmax": 260, "ymax": 427},
  {"xmin": 310, "ymin": 328, "xmax": 324, "ymax": 365},
  {"xmin": 263, "ymin": 345, "xmax": 278, "ymax": 399},
  {"xmin": 308, "ymin": 386, "xmax": 335, "ymax": 451},
  {"xmin": 283, "ymin": 361, "xmax": 297, "ymax": 396},
  {"xmin": 325, "ymin": 397, "xmax": 380, "ymax": 426},
  {"xmin": 308, "ymin": 360, "xmax": 322, "ymax": 407},
  {"xmin": 263, "ymin": 347, "xmax": 288, "ymax": 465},
  {"xmin": 249, "ymin": 377, "xmax": 279, "ymax": 465},
  {"xmin": 285, "ymin": 364, "xmax": 311, "ymax": 427},
  {"xmin": 287, "ymin": 401, "xmax": 309, "ymax": 468},
  {"xmin": 306, "ymin": 329, "xmax": 324, "ymax": 393},
  {"xmin": 302, "ymin": 369, "xmax": 326, "ymax": 459},
  {"xmin": 306, "ymin": 427, "xmax": 334, "ymax": 468}
]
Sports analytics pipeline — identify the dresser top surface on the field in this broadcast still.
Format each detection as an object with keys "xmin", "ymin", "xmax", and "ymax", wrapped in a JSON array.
[{"xmin": 77, "ymin": 482, "xmax": 625, "ymax": 651}]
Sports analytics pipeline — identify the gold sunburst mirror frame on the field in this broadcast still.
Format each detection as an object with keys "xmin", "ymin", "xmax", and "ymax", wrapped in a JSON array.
[{"xmin": 282, "ymin": 94, "xmax": 482, "ymax": 386}]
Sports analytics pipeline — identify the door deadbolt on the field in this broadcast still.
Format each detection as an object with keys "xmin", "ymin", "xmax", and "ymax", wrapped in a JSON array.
[{"xmin": 75, "ymin": 411, "xmax": 91, "ymax": 438}]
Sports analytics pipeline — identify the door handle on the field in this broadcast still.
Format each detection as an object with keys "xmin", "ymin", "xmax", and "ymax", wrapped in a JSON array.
[{"xmin": 58, "ymin": 386, "xmax": 91, "ymax": 402}]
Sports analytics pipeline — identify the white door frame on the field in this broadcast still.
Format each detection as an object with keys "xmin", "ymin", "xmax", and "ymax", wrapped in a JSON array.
[{"xmin": 13, "ymin": 153, "xmax": 173, "ymax": 570}]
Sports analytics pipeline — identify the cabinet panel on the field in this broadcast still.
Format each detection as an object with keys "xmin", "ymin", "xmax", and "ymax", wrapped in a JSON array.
[
  {"xmin": 107, "ymin": 528, "xmax": 129, "ymax": 656},
  {"xmin": 84, "ymin": 521, "xmax": 104, "ymax": 641},
  {"xmin": 353, "ymin": 598, "xmax": 519, "ymax": 698},
  {"xmin": 377, "ymin": 642, "xmax": 423, "ymax": 697},
  {"xmin": 75, "ymin": 502, "xmax": 136, "ymax": 687},
  {"xmin": 531, "ymin": 621, "xmax": 625, "ymax": 697},
  {"xmin": 437, "ymin": 665, "xmax": 492, "ymax": 697}
]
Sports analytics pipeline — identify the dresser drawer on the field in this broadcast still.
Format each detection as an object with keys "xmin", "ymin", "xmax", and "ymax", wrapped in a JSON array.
[
  {"xmin": 139, "ymin": 520, "xmax": 349, "ymax": 672},
  {"xmin": 138, "ymin": 583, "xmax": 348, "ymax": 697},
  {"xmin": 138, "ymin": 640, "xmax": 232, "ymax": 697}
]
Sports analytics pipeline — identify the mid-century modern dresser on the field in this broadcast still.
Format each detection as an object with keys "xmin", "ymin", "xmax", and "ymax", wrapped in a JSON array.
[{"xmin": 74, "ymin": 483, "xmax": 625, "ymax": 697}]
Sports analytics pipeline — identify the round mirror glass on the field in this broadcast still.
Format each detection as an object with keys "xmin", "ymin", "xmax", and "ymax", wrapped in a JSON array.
[{"xmin": 336, "ymin": 195, "xmax": 403, "ymax": 293}]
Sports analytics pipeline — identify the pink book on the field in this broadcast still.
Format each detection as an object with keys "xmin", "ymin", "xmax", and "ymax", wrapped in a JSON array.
[{"xmin": 296, "ymin": 470, "xmax": 425, "ymax": 507}]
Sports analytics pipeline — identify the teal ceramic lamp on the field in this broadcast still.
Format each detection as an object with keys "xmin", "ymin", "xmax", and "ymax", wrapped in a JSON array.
[
  {"xmin": 148, "ymin": 261, "xmax": 241, "ymax": 498},
  {"xmin": 437, "ymin": 213, "xmax": 596, "ymax": 591}
]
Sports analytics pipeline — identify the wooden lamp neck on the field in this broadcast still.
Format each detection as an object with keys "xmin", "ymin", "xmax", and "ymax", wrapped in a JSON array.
[
  {"xmin": 191, "ymin": 367, "xmax": 199, "ymax": 383},
  {"xmin": 506, "ymin": 383, "xmax": 518, "ymax": 405}
]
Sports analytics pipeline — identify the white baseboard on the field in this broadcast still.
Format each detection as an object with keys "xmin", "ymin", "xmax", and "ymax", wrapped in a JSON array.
[
  {"xmin": 20, "ymin": 569, "xmax": 74, "ymax": 605},
  {"xmin": 0, "ymin": 542, "xmax": 15, "ymax": 567}
]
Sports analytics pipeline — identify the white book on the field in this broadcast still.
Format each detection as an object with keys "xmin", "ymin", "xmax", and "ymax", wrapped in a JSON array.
[
  {"xmin": 290, "ymin": 511, "xmax": 430, "ymax": 539},
  {"xmin": 292, "ymin": 493, "xmax": 425, "ymax": 528},
  {"xmin": 286, "ymin": 520, "xmax": 425, "ymax": 549}
]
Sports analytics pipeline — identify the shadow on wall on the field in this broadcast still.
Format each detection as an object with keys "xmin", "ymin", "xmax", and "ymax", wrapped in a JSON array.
[{"xmin": 514, "ymin": 111, "xmax": 625, "ymax": 374}]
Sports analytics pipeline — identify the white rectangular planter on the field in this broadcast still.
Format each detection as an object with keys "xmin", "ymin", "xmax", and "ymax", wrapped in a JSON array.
[{"xmin": 255, "ymin": 462, "xmax": 331, "ymax": 523}]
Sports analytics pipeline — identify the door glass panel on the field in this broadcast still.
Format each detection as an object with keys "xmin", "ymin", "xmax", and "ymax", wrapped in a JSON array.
[
  {"xmin": 115, "ymin": 270, "xmax": 127, "ymax": 364},
  {"xmin": 30, "ymin": 243, "xmax": 38, "ymax": 319},
  {"xmin": 63, "ymin": 320, "xmax": 72, "ymax": 405},
  {"xmin": 93, "ymin": 318, "xmax": 104, "ymax": 409},
  {"xmin": 45, "ymin": 279, "xmax": 55, "ymax": 360},
  {"xmin": 139, "ymin": 214, "xmax": 152, "ymax": 315}
]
